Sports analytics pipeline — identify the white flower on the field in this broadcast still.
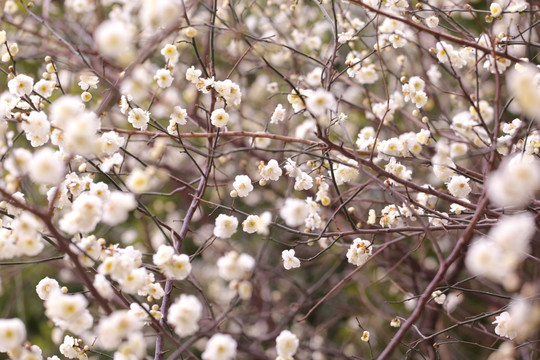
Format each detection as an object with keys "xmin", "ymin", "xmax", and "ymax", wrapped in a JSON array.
[
  {"xmin": 490, "ymin": 213, "xmax": 535, "ymax": 261},
  {"xmin": 490, "ymin": 2, "xmax": 502, "ymax": 17},
  {"xmin": 5, "ymin": 148, "xmax": 31, "ymax": 176},
  {"xmin": 306, "ymin": 88, "xmax": 336, "ymax": 116},
  {"xmin": 115, "ymin": 332, "xmax": 145, "ymax": 360},
  {"xmin": 119, "ymin": 94, "xmax": 131, "ymax": 114},
  {"xmin": 153, "ymin": 245, "xmax": 175, "ymax": 266},
  {"xmin": 333, "ymin": 159, "xmax": 359, "ymax": 185},
  {"xmin": 81, "ymin": 91, "xmax": 92, "ymax": 102},
  {"xmin": 66, "ymin": 0, "xmax": 95, "ymax": 13},
  {"xmin": 465, "ymin": 238, "xmax": 506, "ymax": 282},
  {"xmin": 21, "ymin": 111, "xmax": 50, "ymax": 147},
  {"xmin": 161, "ymin": 44, "xmax": 179, "ymax": 63},
  {"xmin": 34, "ymin": 79, "xmax": 56, "ymax": 98},
  {"xmin": 443, "ymin": 292, "xmax": 464, "ymax": 313},
  {"xmin": 29, "ymin": 148, "xmax": 65, "ymax": 185},
  {"xmin": 385, "ymin": 157, "xmax": 412, "ymax": 183},
  {"xmin": 447, "ymin": 175, "xmax": 471, "ymax": 198},
  {"xmin": 254, "ymin": 136, "xmax": 271, "ymax": 148},
  {"xmin": 237, "ymin": 280, "xmax": 252, "ymax": 300},
  {"xmin": 294, "ymin": 172, "xmax": 313, "ymax": 191},
  {"xmin": 284, "ymin": 158, "xmax": 300, "ymax": 178},
  {"xmin": 432, "ymin": 155, "xmax": 456, "ymax": 182},
  {"xmin": 279, "ymin": 198, "xmax": 309, "ymax": 228},
  {"xmin": 168, "ymin": 294, "xmax": 203, "ymax": 337},
  {"xmin": 93, "ymin": 274, "xmax": 114, "ymax": 300},
  {"xmin": 167, "ymin": 106, "xmax": 188, "ymax": 133},
  {"xmin": 94, "ymin": 20, "xmax": 134, "ymax": 59},
  {"xmin": 389, "ymin": 31, "xmax": 407, "ymax": 48},
  {"xmin": 213, "ymin": 79, "xmax": 242, "ymax": 106},
  {"xmin": 276, "ymin": 330, "xmax": 299, "ymax": 358},
  {"xmin": 338, "ymin": 29, "xmax": 355, "ymax": 44},
  {"xmin": 45, "ymin": 293, "xmax": 88, "ymax": 323},
  {"xmin": 431, "ymin": 290, "xmax": 446, "ymax": 305},
  {"xmin": 367, "ymin": 209, "xmax": 376, "ymax": 224},
  {"xmin": 196, "ymin": 76, "xmax": 214, "ymax": 93},
  {"xmin": 202, "ymin": 333, "xmax": 237, "ymax": 360},
  {"xmin": 211, "ymin": 108, "xmax": 229, "ymax": 128},
  {"xmin": 416, "ymin": 129, "xmax": 430, "ymax": 145},
  {"xmin": 0, "ymin": 318, "xmax": 26, "ymax": 352},
  {"xmin": 411, "ymin": 91, "xmax": 428, "ymax": 108},
  {"xmin": 128, "ymin": 108, "xmax": 150, "ymax": 131},
  {"xmin": 213, "ymin": 214, "xmax": 238, "ymax": 238},
  {"xmin": 49, "ymin": 96, "xmax": 84, "ymax": 129},
  {"xmin": 378, "ymin": 138, "xmax": 404, "ymax": 158},
  {"xmin": 450, "ymin": 202, "xmax": 468, "ymax": 214},
  {"xmin": 96, "ymin": 310, "xmax": 143, "ymax": 350},
  {"xmin": 78, "ymin": 73, "xmax": 99, "ymax": 91},
  {"xmin": 100, "ymin": 153, "xmax": 123, "ymax": 173},
  {"xmin": 435, "ymin": 41, "xmax": 466, "ymax": 68},
  {"xmin": 287, "ymin": 89, "xmax": 306, "ymax": 112},
  {"xmin": 36, "ymin": 277, "xmax": 60, "ymax": 301},
  {"xmin": 59, "ymin": 335, "xmax": 81, "ymax": 359},
  {"xmin": 16, "ymin": 233, "xmax": 44, "ymax": 257},
  {"xmin": 493, "ymin": 312, "xmax": 517, "ymax": 340},
  {"xmin": 102, "ymin": 191, "xmax": 137, "ymax": 225},
  {"xmin": 259, "ymin": 159, "xmax": 282, "ymax": 181},
  {"xmin": 165, "ymin": 254, "xmax": 192, "ymax": 280},
  {"xmin": 254, "ymin": 212, "xmax": 272, "ymax": 235},
  {"xmin": 465, "ymin": 213, "xmax": 535, "ymax": 287},
  {"xmin": 507, "ymin": 0, "xmax": 527, "ymax": 12},
  {"xmin": 271, "ymin": 104, "xmax": 286, "ymax": 124},
  {"xmin": 8, "ymin": 74, "xmax": 34, "ymax": 97},
  {"xmin": 425, "ymin": 15, "xmax": 439, "ymax": 28},
  {"xmin": 233, "ymin": 175, "xmax": 253, "ymax": 197},
  {"xmin": 361, "ymin": 330, "xmax": 370, "ymax": 342},
  {"xmin": 126, "ymin": 168, "xmax": 151, "ymax": 194},
  {"xmin": 346, "ymin": 238, "xmax": 372, "ymax": 266},
  {"xmin": 154, "ymin": 68, "xmax": 174, "ymax": 88},
  {"xmin": 356, "ymin": 65, "xmax": 379, "ymax": 84},
  {"xmin": 59, "ymin": 110, "xmax": 100, "ymax": 155},
  {"xmin": 184, "ymin": 26, "xmax": 198, "ymax": 38},
  {"xmin": 486, "ymin": 154, "xmax": 540, "ymax": 207},
  {"xmin": 217, "ymin": 251, "xmax": 255, "ymax": 281},
  {"xmin": 242, "ymin": 215, "xmax": 262, "ymax": 234},
  {"xmin": 59, "ymin": 193, "xmax": 102, "ymax": 234},
  {"xmin": 186, "ymin": 66, "xmax": 202, "ymax": 83},
  {"xmin": 282, "ymin": 249, "xmax": 301, "ymax": 270}
]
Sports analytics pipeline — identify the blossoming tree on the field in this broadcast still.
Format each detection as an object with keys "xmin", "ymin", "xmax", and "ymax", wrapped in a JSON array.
[{"xmin": 0, "ymin": 0, "xmax": 539, "ymax": 359}]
